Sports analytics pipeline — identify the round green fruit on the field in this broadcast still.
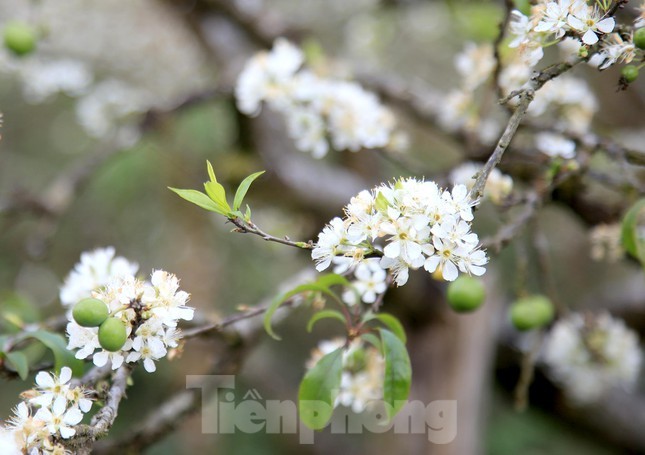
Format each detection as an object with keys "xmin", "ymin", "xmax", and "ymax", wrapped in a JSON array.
[
  {"xmin": 3, "ymin": 21, "xmax": 37, "ymax": 57},
  {"xmin": 72, "ymin": 298, "xmax": 109, "ymax": 327},
  {"xmin": 621, "ymin": 65, "xmax": 639, "ymax": 84},
  {"xmin": 98, "ymin": 317, "xmax": 127, "ymax": 352},
  {"xmin": 510, "ymin": 295, "xmax": 554, "ymax": 331},
  {"xmin": 446, "ymin": 276, "xmax": 486, "ymax": 312},
  {"xmin": 634, "ymin": 28, "xmax": 645, "ymax": 50}
]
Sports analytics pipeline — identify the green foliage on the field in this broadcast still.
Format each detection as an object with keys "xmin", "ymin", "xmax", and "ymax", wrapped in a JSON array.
[
  {"xmin": 363, "ymin": 312, "xmax": 407, "ymax": 344},
  {"xmin": 621, "ymin": 198, "xmax": 645, "ymax": 267},
  {"xmin": 264, "ymin": 273, "xmax": 350, "ymax": 340},
  {"xmin": 298, "ymin": 347, "xmax": 344, "ymax": 430},
  {"xmin": 306, "ymin": 310, "xmax": 347, "ymax": 333},
  {"xmin": 380, "ymin": 329, "xmax": 412, "ymax": 419},
  {"xmin": 21, "ymin": 330, "xmax": 84, "ymax": 377},
  {"xmin": 2, "ymin": 351, "xmax": 29, "ymax": 380},
  {"xmin": 169, "ymin": 161, "xmax": 265, "ymax": 219},
  {"xmin": 233, "ymin": 171, "xmax": 265, "ymax": 211}
]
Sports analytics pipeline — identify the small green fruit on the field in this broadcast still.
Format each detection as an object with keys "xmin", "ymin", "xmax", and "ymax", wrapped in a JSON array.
[
  {"xmin": 446, "ymin": 276, "xmax": 486, "ymax": 312},
  {"xmin": 3, "ymin": 21, "xmax": 37, "ymax": 57},
  {"xmin": 621, "ymin": 65, "xmax": 639, "ymax": 84},
  {"xmin": 510, "ymin": 295, "xmax": 554, "ymax": 331},
  {"xmin": 72, "ymin": 298, "xmax": 109, "ymax": 327},
  {"xmin": 634, "ymin": 28, "xmax": 645, "ymax": 50},
  {"xmin": 98, "ymin": 317, "xmax": 127, "ymax": 352}
]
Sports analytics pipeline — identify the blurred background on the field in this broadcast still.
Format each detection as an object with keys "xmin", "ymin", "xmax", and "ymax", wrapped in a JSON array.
[{"xmin": 0, "ymin": 0, "xmax": 645, "ymax": 453}]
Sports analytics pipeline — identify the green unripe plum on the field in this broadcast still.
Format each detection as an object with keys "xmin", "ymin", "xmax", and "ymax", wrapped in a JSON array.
[
  {"xmin": 72, "ymin": 298, "xmax": 110, "ymax": 327},
  {"xmin": 3, "ymin": 21, "xmax": 37, "ymax": 57},
  {"xmin": 98, "ymin": 317, "xmax": 127, "ymax": 352},
  {"xmin": 634, "ymin": 28, "xmax": 645, "ymax": 50},
  {"xmin": 621, "ymin": 65, "xmax": 639, "ymax": 84},
  {"xmin": 446, "ymin": 276, "xmax": 486, "ymax": 312},
  {"xmin": 510, "ymin": 295, "xmax": 554, "ymax": 331}
]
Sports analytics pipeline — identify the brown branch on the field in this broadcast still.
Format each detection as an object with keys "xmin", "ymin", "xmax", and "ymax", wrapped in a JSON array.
[
  {"xmin": 228, "ymin": 216, "xmax": 314, "ymax": 250},
  {"xmin": 65, "ymin": 364, "xmax": 134, "ymax": 453}
]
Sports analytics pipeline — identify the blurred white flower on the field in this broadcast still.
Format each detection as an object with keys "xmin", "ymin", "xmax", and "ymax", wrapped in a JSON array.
[
  {"xmin": 542, "ymin": 312, "xmax": 642, "ymax": 404},
  {"xmin": 59, "ymin": 246, "xmax": 139, "ymax": 307},
  {"xmin": 535, "ymin": 132, "xmax": 576, "ymax": 159}
]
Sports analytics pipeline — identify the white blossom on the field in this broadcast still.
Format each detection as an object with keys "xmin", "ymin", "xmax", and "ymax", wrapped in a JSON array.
[
  {"xmin": 535, "ymin": 132, "xmax": 576, "ymax": 159},
  {"xmin": 59, "ymin": 246, "xmax": 139, "ymax": 307},
  {"xmin": 234, "ymin": 38, "xmax": 402, "ymax": 157},
  {"xmin": 312, "ymin": 178, "xmax": 488, "ymax": 285},
  {"xmin": 542, "ymin": 313, "xmax": 642, "ymax": 404},
  {"xmin": 63, "ymin": 256, "xmax": 193, "ymax": 373},
  {"xmin": 567, "ymin": 5, "xmax": 615, "ymax": 45}
]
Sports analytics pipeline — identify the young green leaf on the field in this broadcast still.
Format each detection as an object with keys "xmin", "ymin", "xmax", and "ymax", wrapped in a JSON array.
[
  {"xmin": 203, "ymin": 181, "xmax": 231, "ymax": 214},
  {"xmin": 380, "ymin": 328, "xmax": 412, "ymax": 420},
  {"xmin": 168, "ymin": 187, "xmax": 228, "ymax": 215},
  {"xmin": 306, "ymin": 310, "xmax": 347, "ymax": 333},
  {"xmin": 263, "ymin": 282, "xmax": 339, "ymax": 340},
  {"xmin": 621, "ymin": 199, "xmax": 645, "ymax": 266},
  {"xmin": 206, "ymin": 160, "xmax": 217, "ymax": 182},
  {"xmin": 373, "ymin": 313, "xmax": 407, "ymax": 344},
  {"xmin": 298, "ymin": 347, "xmax": 344, "ymax": 430},
  {"xmin": 4, "ymin": 351, "xmax": 29, "ymax": 380},
  {"xmin": 263, "ymin": 274, "xmax": 348, "ymax": 340},
  {"xmin": 233, "ymin": 170, "xmax": 265, "ymax": 211},
  {"xmin": 361, "ymin": 332, "xmax": 382, "ymax": 351},
  {"xmin": 24, "ymin": 330, "xmax": 84, "ymax": 377}
]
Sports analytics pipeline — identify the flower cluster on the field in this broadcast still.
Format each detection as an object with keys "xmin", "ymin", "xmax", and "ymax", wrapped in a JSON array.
[
  {"xmin": 307, "ymin": 338, "xmax": 384, "ymax": 413},
  {"xmin": 542, "ymin": 312, "xmax": 642, "ymax": 404},
  {"xmin": 312, "ymin": 178, "xmax": 488, "ymax": 286},
  {"xmin": 61, "ymin": 247, "xmax": 193, "ymax": 373},
  {"xmin": 59, "ymin": 246, "xmax": 139, "ymax": 308},
  {"xmin": 450, "ymin": 162, "xmax": 513, "ymax": 205},
  {"xmin": 235, "ymin": 38, "xmax": 403, "ymax": 158},
  {"xmin": 1, "ymin": 367, "xmax": 92, "ymax": 453},
  {"xmin": 66, "ymin": 270, "xmax": 194, "ymax": 373}
]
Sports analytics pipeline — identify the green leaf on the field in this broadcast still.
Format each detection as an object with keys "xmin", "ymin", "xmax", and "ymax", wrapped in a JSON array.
[
  {"xmin": 5, "ymin": 351, "xmax": 29, "ymax": 380},
  {"xmin": 306, "ymin": 310, "xmax": 347, "ymax": 333},
  {"xmin": 380, "ymin": 329, "xmax": 412, "ymax": 420},
  {"xmin": 24, "ymin": 330, "xmax": 84, "ymax": 377},
  {"xmin": 233, "ymin": 171, "xmax": 265, "ymax": 211},
  {"xmin": 298, "ymin": 347, "xmax": 344, "ymax": 430},
  {"xmin": 361, "ymin": 332, "xmax": 382, "ymax": 351},
  {"xmin": 203, "ymin": 181, "xmax": 231, "ymax": 213},
  {"xmin": 373, "ymin": 313, "xmax": 407, "ymax": 344},
  {"xmin": 263, "ymin": 274, "xmax": 348, "ymax": 340},
  {"xmin": 621, "ymin": 199, "xmax": 645, "ymax": 266},
  {"xmin": 206, "ymin": 160, "xmax": 217, "ymax": 183},
  {"xmin": 168, "ymin": 187, "xmax": 228, "ymax": 215}
]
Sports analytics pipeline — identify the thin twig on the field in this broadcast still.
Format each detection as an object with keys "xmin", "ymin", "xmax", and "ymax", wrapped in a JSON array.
[{"xmin": 228, "ymin": 217, "xmax": 314, "ymax": 250}]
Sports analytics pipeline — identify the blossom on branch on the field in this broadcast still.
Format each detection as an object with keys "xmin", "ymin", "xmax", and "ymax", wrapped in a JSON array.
[
  {"xmin": 235, "ymin": 38, "xmax": 403, "ymax": 157},
  {"xmin": 312, "ymin": 178, "xmax": 488, "ymax": 285}
]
